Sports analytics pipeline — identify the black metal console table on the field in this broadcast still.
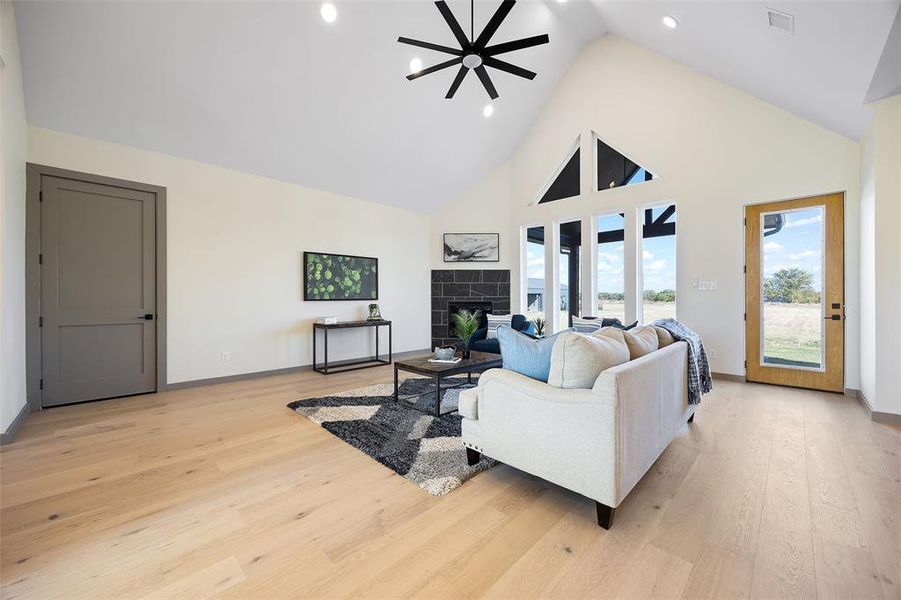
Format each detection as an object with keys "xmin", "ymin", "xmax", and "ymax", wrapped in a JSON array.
[{"xmin": 312, "ymin": 319, "xmax": 392, "ymax": 375}]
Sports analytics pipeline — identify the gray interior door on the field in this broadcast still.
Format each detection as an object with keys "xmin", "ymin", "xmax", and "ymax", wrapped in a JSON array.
[{"xmin": 40, "ymin": 176, "xmax": 156, "ymax": 407}]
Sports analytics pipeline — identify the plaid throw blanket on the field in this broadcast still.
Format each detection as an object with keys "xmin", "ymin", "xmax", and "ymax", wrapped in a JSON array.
[{"xmin": 652, "ymin": 318, "xmax": 712, "ymax": 404}]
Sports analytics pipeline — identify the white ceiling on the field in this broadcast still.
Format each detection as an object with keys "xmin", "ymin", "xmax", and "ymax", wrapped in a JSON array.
[
  {"xmin": 590, "ymin": 1, "xmax": 899, "ymax": 141},
  {"xmin": 15, "ymin": 1, "xmax": 606, "ymax": 212},
  {"xmin": 15, "ymin": 1, "xmax": 899, "ymax": 213}
]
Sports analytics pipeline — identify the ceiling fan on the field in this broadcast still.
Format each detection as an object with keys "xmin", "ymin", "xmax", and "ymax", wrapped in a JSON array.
[{"xmin": 398, "ymin": 0, "xmax": 550, "ymax": 100}]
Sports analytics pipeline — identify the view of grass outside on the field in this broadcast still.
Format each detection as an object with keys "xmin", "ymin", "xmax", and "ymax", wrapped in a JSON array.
[
  {"xmin": 597, "ymin": 214, "xmax": 625, "ymax": 323},
  {"xmin": 761, "ymin": 207, "xmax": 824, "ymax": 368},
  {"xmin": 762, "ymin": 302, "xmax": 821, "ymax": 366}
]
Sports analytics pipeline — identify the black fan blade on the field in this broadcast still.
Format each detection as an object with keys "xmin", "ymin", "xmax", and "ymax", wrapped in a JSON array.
[
  {"xmin": 484, "ymin": 34, "xmax": 549, "ymax": 57},
  {"xmin": 407, "ymin": 56, "xmax": 463, "ymax": 81},
  {"xmin": 435, "ymin": 1, "xmax": 471, "ymax": 49},
  {"xmin": 397, "ymin": 37, "xmax": 463, "ymax": 56},
  {"xmin": 474, "ymin": 65, "xmax": 499, "ymax": 99},
  {"xmin": 474, "ymin": 0, "xmax": 516, "ymax": 49},
  {"xmin": 483, "ymin": 56, "xmax": 536, "ymax": 80},
  {"xmin": 446, "ymin": 65, "xmax": 469, "ymax": 98}
]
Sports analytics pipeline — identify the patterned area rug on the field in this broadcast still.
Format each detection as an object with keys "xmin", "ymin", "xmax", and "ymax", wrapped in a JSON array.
[{"xmin": 286, "ymin": 377, "xmax": 495, "ymax": 496}]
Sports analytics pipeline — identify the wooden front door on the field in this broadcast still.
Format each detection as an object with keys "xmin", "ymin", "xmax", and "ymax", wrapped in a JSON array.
[{"xmin": 745, "ymin": 193, "xmax": 844, "ymax": 392}]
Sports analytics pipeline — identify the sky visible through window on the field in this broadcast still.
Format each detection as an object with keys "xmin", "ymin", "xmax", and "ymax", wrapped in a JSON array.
[{"xmin": 762, "ymin": 208, "xmax": 824, "ymax": 290}]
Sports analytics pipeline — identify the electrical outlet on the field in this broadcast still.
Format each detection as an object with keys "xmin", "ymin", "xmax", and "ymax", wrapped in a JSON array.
[{"xmin": 220, "ymin": 352, "xmax": 230, "ymax": 363}]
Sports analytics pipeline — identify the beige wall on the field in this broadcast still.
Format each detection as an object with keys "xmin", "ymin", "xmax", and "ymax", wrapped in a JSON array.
[
  {"xmin": 433, "ymin": 35, "xmax": 862, "ymax": 384},
  {"xmin": 1, "ymin": 1, "xmax": 28, "ymax": 432},
  {"xmin": 859, "ymin": 94, "xmax": 901, "ymax": 415},
  {"xmin": 28, "ymin": 127, "xmax": 432, "ymax": 385}
]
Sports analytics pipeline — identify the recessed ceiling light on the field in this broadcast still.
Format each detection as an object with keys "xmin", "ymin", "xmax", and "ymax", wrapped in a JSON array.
[
  {"xmin": 483, "ymin": 104, "xmax": 494, "ymax": 118},
  {"xmin": 662, "ymin": 15, "xmax": 678, "ymax": 29},
  {"xmin": 409, "ymin": 57, "xmax": 422, "ymax": 74},
  {"xmin": 556, "ymin": 0, "xmax": 567, "ymax": 3},
  {"xmin": 320, "ymin": 3, "xmax": 337, "ymax": 24}
]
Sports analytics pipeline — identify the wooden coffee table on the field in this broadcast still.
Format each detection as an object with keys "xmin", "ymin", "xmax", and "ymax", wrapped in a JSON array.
[{"xmin": 393, "ymin": 352, "xmax": 503, "ymax": 416}]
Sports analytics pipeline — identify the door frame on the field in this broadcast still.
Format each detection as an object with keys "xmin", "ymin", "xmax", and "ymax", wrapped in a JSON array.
[
  {"xmin": 743, "ymin": 191, "xmax": 845, "ymax": 392},
  {"xmin": 25, "ymin": 163, "xmax": 168, "ymax": 410}
]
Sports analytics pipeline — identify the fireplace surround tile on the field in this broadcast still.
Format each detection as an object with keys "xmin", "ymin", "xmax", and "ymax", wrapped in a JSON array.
[{"xmin": 430, "ymin": 269, "xmax": 511, "ymax": 349}]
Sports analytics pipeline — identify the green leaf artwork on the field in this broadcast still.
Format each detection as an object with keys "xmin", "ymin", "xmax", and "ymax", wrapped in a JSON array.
[{"xmin": 304, "ymin": 252, "xmax": 378, "ymax": 301}]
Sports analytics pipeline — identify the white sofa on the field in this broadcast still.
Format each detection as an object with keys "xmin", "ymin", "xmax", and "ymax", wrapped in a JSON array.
[{"xmin": 459, "ymin": 341, "xmax": 694, "ymax": 529}]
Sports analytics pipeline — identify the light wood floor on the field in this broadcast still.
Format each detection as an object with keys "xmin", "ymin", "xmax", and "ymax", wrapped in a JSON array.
[{"xmin": 1, "ymin": 367, "xmax": 899, "ymax": 600}]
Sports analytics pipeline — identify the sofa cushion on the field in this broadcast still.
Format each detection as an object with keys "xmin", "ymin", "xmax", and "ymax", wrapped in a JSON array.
[
  {"xmin": 485, "ymin": 313, "xmax": 513, "ymax": 339},
  {"xmin": 622, "ymin": 325, "xmax": 659, "ymax": 359},
  {"xmin": 471, "ymin": 338, "xmax": 501, "ymax": 354},
  {"xmin": 548, "ymin": 331, "xmax": 630, "ymax": 389},
  {"xmin": 458, "ymin": 388, "xmax": 479, "ymax": 419},
  {"xmin": 595, "ymin": 326, "xmax": 626, "ymax": 343},
  {"xmin": 496, "ymin": 325, "xmax": 565, "ymax": 382},
  {"xmin": 652, "ymin": 325, "xmax": 676, "ymax": 348}
]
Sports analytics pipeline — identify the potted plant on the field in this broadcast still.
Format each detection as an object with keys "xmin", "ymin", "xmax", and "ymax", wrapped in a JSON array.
[
  {"xmin": 451, "ymin": 309, "xmax": 481, "ymax": 359},
  {"xmin": 533, "ymin": 316, "xmax": 546, "ymax": 338}
]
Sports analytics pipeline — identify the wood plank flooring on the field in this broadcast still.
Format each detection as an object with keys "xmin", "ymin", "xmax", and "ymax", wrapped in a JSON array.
[{"xmin": 1, "ymin": 367, "xmax": 899, "ymax": 599}]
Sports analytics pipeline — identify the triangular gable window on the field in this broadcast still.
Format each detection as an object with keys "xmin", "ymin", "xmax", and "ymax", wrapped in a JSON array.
[
  {"xmin": 596, "ymin": 135, "xmax": 656, "ymax": 191},
  {"xmin": 537, "ymin": 137, "xmax": 580, "ymax": 204}
]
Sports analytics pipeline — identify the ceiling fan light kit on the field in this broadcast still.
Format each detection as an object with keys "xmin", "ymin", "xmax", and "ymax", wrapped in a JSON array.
[{"xmin": 398, "ymin": 0, "xmax": 550, "ymax": 100}]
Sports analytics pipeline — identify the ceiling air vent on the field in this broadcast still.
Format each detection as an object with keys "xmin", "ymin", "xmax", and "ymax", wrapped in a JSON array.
[{"xmin": 767, "ymin": 8, "xmax": 794, "ymax": 34}]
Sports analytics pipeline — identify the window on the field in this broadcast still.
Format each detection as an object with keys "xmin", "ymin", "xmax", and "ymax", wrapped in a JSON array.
[
  {"xmin": 537, "ymin": 137, "xmax": 580, "ymax": 204},
  {"xmin": 597, "ymin": 136, "xmax": 654, "ymax": 191},
  {"xmin": 596, "ymin": 213, "xmax": 625, "ymax": 322},
  {"xmin": 525, "ymin": 226, "xmax": 546, "ymax": 322},
  {"xmin": 558, "ymin": 220, "xmax": 582, "ymax": 329},
  {"xmin": 641, "ymin": 205, "xmax": 676, "ymax": 323}
]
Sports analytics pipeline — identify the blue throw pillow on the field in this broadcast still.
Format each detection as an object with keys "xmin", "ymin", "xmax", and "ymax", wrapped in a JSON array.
[{"xmin": 496, "ymin": 325, "xmax": 567, "ymax": 383}]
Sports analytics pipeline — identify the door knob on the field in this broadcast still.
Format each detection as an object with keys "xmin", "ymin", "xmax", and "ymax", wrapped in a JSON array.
[{"xmin": 137, "ymin": 314, "xmax": 154, "ymax": 320}]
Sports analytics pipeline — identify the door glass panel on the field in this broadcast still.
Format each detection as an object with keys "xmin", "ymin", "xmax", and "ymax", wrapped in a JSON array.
[
  {"xmin": 596, "ymin": 213, "xmax": 625, "ymax": 322},
  {"xmin": 760, "ymin": 206, "xmax": 825, "ymax": 369},
  {"xmin": 642, "ymin": 206, "xmax": 677, "ymax": 323},
  {"xmin": 525, "ymin": 227, "xmax": 545, "ymax": 323},
  {"xmin": 559, "ymin": 220, "xmax": 582, "ymax": 330}
]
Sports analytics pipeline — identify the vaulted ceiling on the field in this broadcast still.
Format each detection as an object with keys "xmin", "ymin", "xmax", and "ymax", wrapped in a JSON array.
[{"xmin": 14, "ymin": 1, "xmax": 899, "ymax": 213}]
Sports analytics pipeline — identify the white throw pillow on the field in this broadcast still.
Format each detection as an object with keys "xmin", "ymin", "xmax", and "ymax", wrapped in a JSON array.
[
  {"xmin": 548, "ymin": 331, "xmax": 630, "ymax": 389},
  {"xmin": 485, "ymin": 313, "xmax": 513, "ymax": 339},
  {"xmin": 571, "ymin": 316, "xmax": 603, "ymax": 333}
]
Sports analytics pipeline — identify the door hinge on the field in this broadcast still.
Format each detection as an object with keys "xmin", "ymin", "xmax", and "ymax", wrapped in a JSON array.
[
  {"xmin": 744, "ymin": 360, "xmax": 747, "ymax": 369},
  {"xmin": 743, "ymin": 217, "xmax": 747, "ymax": 226},
  {"xmin": 39, "ymin": 190, "xmax": 43, "ymax": 202},
  {"xmin": 744, "ymin": 312, "xmax": 747, "ymax": 321},
  {"xmin": 40, "ymin": 379, "xmax": 43, "ymax": 390},
  {"xmin": 743, "ymin": 265, "xmax": 747, "ymax": 274},
  {"xmin": 39, "ymin": 316, "xmax": 43, "ymax": 327},
  {"xmin": 38, "ymin": 253, "xmax": 42, "ymax": 265}
]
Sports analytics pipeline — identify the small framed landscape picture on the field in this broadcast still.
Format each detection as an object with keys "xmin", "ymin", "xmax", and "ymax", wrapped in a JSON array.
[
  {"xmin": 443, "ymin": 233, "xmax": 500, "ymax": 263},
  {"xmin": 303, "ymin": 252, "xmax": 378, "ymax": 301}
]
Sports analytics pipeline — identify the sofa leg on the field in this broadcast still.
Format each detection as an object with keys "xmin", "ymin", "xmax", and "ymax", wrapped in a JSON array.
[
  {"xmin": 687, "ymin": 413, "xmax": 695, "ymax": 424},
  {"xmin": 595, "ymin": 501, "xmax": 615, "ymax": 529},
  {"xmin": 466, "ymin": 448, "xmax": 481, "ymax": 466}
]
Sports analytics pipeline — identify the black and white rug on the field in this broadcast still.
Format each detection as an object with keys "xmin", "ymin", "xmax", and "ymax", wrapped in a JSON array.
[{"xmin": 286, "ymin": 377, "xmax": 495, "ymax": 496}]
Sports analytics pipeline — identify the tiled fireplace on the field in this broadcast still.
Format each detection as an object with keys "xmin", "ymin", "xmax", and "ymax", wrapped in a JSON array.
[{"xmin": 431, "ymin": 269, "xmax": 511, "ymax": 349}]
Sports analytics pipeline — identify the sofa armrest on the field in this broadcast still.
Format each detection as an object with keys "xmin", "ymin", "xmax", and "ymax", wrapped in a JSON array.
[{"xmin": 591, "ymin": 341, "xmax": 690, "ymax": 503}]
